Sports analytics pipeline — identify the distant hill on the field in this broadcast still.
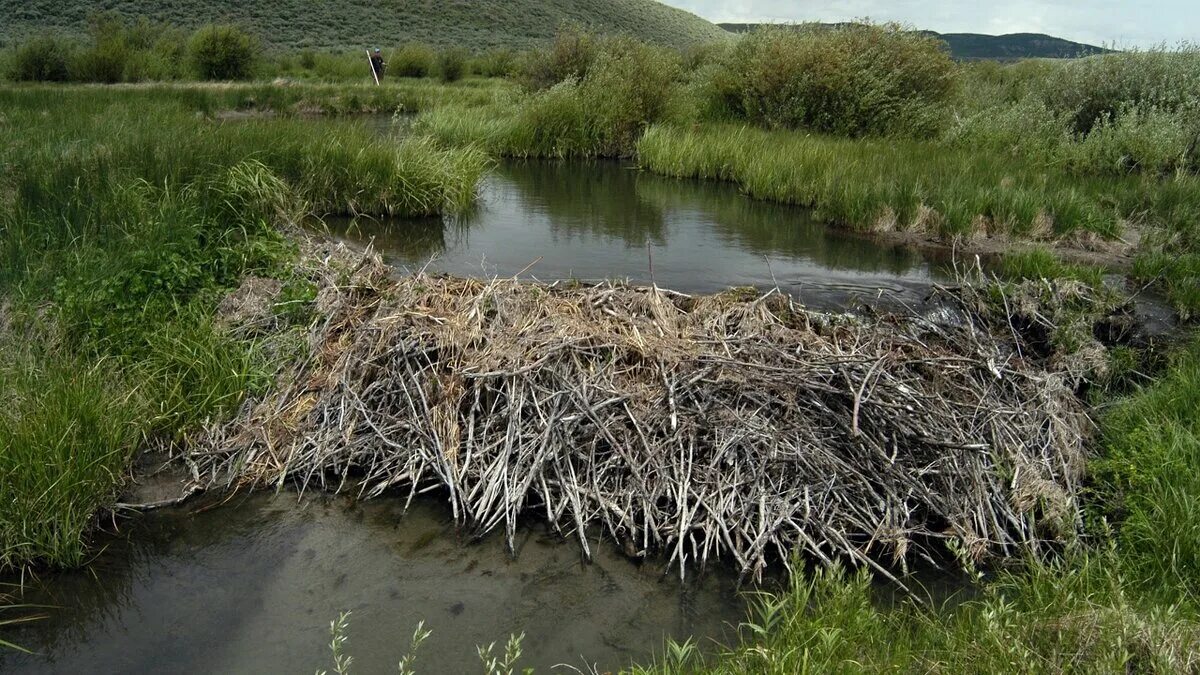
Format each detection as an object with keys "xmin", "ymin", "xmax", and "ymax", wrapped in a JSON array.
[
  {"xmin": 719, "ymin": 23, "xmax": 1111, "ymax": 60},
  {"xmin": 0, "ymin": 0, "xmax": 730, "ymax": 51}
]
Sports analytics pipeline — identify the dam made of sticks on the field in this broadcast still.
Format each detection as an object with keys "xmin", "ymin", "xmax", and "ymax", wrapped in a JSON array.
[{"xmin": 195, "ymin": 245, "xmax": 1094, "ymax": 583}]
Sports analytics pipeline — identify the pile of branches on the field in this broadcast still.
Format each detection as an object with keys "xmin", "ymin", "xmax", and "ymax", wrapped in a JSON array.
[{"xmin": 194, "ymin": 246, "xmax": 1091, "ymax": 582}]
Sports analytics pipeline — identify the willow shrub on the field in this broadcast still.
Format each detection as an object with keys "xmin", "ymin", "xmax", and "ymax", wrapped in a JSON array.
[
  {"xmin": 189, "ymin": 24, "xmax": 259, "ymax": 80},
  {"xmin": 706, "ymin": 23, "xmax": 957, "ymax": 138},
  {"xmin": 390, "ymin": 43, "xmax": 436, "ymax": 78},
  {"xmin": 518, "ymin": 24, "xmax": 598, "ymax": 91}
]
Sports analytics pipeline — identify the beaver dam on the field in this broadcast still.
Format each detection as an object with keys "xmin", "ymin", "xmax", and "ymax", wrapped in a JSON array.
[{"xmin": 194, "ymin": 245, "xmax": 1106, "ymax": 585}]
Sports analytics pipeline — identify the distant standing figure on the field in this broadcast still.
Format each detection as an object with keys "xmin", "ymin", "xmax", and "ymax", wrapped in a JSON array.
[{"xmin": 370, "ymin": 48, "xmax": 386, "ymax": 82}]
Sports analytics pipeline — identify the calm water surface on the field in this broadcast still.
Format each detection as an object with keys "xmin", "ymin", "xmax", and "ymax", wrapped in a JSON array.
[
  {"xmin": 324, "ymin": 159, "xmax": 955, "ymax": 308},
  {"xmin": 1, "ymin": 493, "xmax": 746, "ymax": 673}
]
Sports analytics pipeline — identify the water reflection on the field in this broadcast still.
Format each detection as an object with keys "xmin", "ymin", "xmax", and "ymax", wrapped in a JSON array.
[
  {"xmin": 323, "ymin": 160, "xmax": 951, "ymax": 306},
  {"xmin": 1, "ymin": 493, "xmax": 746, "ymax": 674}
]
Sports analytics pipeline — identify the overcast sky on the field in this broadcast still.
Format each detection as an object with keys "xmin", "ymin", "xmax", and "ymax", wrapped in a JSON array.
[{"xmin": 668, "ymin": 1, "xmax": 1197, "ymax": 48}]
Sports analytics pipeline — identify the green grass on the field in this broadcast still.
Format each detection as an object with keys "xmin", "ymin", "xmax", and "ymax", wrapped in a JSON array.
[
  {"xmin": 0, "ymin": 0, "xmax": 728, "ymax": 52},
  {"xmin": 0, "ymin": 339, "xmax": 141, "ymax": 569},
  {"xmin": 0, "ymin": 84, "xmax": 490, "ymax": 571},
  {"xmin": 998, "ymin": 248, "xmax": 1106, "ymax": 287}
]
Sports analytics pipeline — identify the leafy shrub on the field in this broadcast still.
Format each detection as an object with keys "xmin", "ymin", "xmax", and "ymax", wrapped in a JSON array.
[
  {"xmin": 391, "ymin": 43, "xmax": 436, "ymax": 78},
  {"xmin": 1067, "ymin": 105, "xmax": 1200, "ymax": 175},
  {"xmin": 472, "ymin": 48, "xmax": 519, "ymax": 78},
  {"xmin": 578, "ymin": 37, "xmax": 681, "ymax": 155},
  {"xmin": 707, "ymin": 23, "xmax": 957, "ymax": 138},
  {"xmin": 518, "ymin": 24, "xmax": 597, "ymax": 91},
  {"xmin": 1037, "ymin": 49, "xmax": 1200, "ymax": 135},
  {"xmin": 438, "ymin": 48, "xmax": 468, "ymax": 83},
  {"xmin": 945, "ymin": 96, "xmax": 1073, "ymax": 160},
  {"xmin": 189, "ymin": 24, "xmax": 259, "ymax": 80},
  {"xmin": 7, "ymin": 35, "xmax": 73, "ymax": 82}
]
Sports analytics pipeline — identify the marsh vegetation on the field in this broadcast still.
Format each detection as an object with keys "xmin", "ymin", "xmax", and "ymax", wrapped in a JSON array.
[{"xmin": 1, "ymin": 17, "xmax": 1199, "ymax": 674}]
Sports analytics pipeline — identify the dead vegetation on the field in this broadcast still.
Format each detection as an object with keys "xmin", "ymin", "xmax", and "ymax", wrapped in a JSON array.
[{"xmin": 193, "ymin": 245, "xmax": 1096, "ymax": 582}]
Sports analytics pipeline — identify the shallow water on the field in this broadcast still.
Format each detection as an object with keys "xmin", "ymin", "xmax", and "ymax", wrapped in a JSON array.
[
  {"xmin": 323, "ymin": 158, "xmax": 956, "ymax": 309},
  {"xmin": 1, "ymin": 492, "xmax": 747, "ymax": 673}
]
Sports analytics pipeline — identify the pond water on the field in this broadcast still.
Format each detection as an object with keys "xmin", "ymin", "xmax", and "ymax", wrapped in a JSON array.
[
  {"xmin": 1, "ymin": 492, "xmax": 747, "ymax": 673},
  {"xmin": 3, "ymin": 152, "xmax": 970, "ymax": 673},
  {"xmin": 322, "ymin": 158, "xmax": 956, "ymax": 308}
]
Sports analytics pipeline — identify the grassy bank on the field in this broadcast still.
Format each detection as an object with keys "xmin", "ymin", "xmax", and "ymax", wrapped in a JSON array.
[
  {"xmin": 0, "ymin": 85, "xmax": 488, "ymax": 570},
  {"xmin": 413, "ymin": 27, "xmax": 1199, "ymax": 317}
]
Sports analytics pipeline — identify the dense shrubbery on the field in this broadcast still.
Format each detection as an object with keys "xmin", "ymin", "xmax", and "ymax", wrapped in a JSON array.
[
  {"xmin": 189, "ymin": 24, "xmax": 258, "ymax": 80},
  {"xmin": 518, "ymin": 25, "xmax": 598, "ymax": 91},
  {"xmin": 1, "ymin": 15, "xmax": 246, "ymax": 82},
  {"xmin": 949, "ymin": 49, "xmax": 1200, "ymax": 177},
  {"xmin": 390, "ymin": 43, "xmax": 436, "ymax": 78},
  {"xmin": 7, "ymin": 35, "xmax": 73, "ymax": 82},
  {"xmin": 438, "ymin": 48, "xmax": 468, "ymax": 83},
  {"xmin": 422, "ymin": 33, "xmax": 679, "ymax": 157},
  {"xmin": 701, "ymin": 24, "xmax": 957, "ymax": 138},
  {"xmin": 471, "ymin": 48, "xmax": 520, "ymax": 78}
]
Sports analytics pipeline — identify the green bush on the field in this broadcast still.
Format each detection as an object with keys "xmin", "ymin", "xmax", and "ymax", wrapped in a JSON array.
[
  {"xmin": 472, "ymin": 48, "xmax": 519, "ymax": 78},
  {"xmin": 391, "ymin": 43, "xmax": 436, "ymax": 78},
  {"xmin": 577, "ymin": 37, "xmax": 681, "ymax": 155},
  {"xmin": 708, "ymin": 23, "xmax": 957, "ymax": 138},
  {"xmin": 7, "ymin": 35, "xmax": 73, "ymax": 82},
  {"xmin": 438, "ymin": 48, "xmax": 468, "ymax": 83},
  {"xmin": 1037, "ymin": 48, "xmax": 1200, "ymax": 135},
  {"xmin": 518, "ymin": 24, "xmax": 598, "ymax": 91},
  {"xmin": 189, "ymin": 24, "xmax": 258, "ymax": 80}
]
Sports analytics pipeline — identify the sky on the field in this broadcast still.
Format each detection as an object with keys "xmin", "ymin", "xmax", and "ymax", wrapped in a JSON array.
[{"xmin": 666, "ymin": 1, "xmax": 1197, "ymax": 48}]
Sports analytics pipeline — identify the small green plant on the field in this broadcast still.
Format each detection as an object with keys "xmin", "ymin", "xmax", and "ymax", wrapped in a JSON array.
[
  {"xmin": 189, "ymin": 24, "xmax": 258, "ymax": 80},
  {"xmin": 477, "ymin": 632, "xmax": 528, "ymax": 675}
]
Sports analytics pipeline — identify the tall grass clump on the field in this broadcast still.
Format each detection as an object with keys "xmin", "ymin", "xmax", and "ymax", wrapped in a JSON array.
[
  {"xmin": 0, "ymin": 337, "xmax": 141, "ymax": 569},
  {"xmin": 189, "ymin": 24, "xmax": 259, "ymax": 80},
  {"xmin": 703, "ymin": 23, "xmax": 957, "ymax": 138},
  {"xmin": 636, "ymin": 123, "xmax": 1116, "ymax": 239},
  {"xmin": 1093, "ymin": 339, "xmax": 1200, "ymax": 602}
]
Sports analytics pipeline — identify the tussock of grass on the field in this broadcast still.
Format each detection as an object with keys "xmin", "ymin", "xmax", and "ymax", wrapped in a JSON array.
[
  {"xmin": 998, "ymin": 248, "xmax": 1106, "ymax": 287},
  {"xmin": 0, "ymin": 337, "xmax": 140, "ymax": 569}
]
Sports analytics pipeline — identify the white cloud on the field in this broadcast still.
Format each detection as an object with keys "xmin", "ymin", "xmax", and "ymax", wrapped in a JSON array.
[{"xmin": 668, "ymin": 0, "xmax": 1197, "ymax": 48}]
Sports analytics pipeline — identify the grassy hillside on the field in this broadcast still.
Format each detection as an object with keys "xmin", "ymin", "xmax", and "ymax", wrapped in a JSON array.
[
  {"xmin": 0, "ymin": 0, "xmax": 728, "ymax": 51},
  {"xmin": 720, "ymin": 23, "xmax": 1110, "ymax": 60}
]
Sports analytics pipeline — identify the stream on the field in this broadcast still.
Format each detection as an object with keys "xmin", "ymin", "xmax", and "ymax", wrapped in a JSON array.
[{"xmin": 2, "ymin": 148, "xmax": 1062, "ymax": 673}]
